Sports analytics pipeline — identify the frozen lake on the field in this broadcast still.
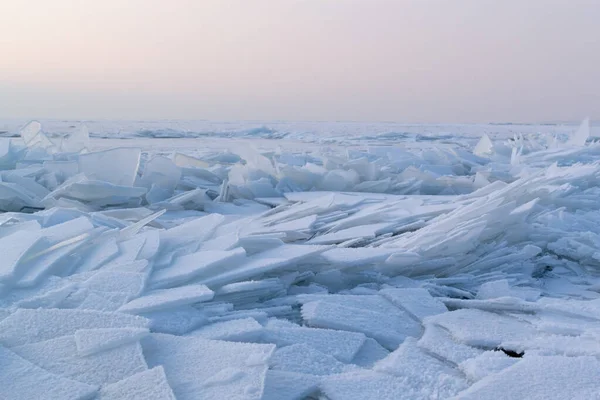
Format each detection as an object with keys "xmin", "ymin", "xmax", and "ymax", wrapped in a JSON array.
[{"xmin": 0, "ymin": 119, "xmax": 599, "ymax": 399}]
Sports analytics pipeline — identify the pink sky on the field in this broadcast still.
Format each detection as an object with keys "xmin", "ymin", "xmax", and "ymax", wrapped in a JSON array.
[{"xmin": 1, "ymin": 0, "xmax": 598, "ymax": 122}]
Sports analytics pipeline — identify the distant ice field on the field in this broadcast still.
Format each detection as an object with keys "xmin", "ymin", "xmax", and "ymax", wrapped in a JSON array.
[{"xmin": 0, "ymin": 118, "xmax": 599, "ymax": 399}]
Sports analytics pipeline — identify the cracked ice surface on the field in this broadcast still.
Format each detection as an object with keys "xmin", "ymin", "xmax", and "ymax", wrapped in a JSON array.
[{"xmin": 0, "ymin": 119, "xmax": 599, "ymax": 399}]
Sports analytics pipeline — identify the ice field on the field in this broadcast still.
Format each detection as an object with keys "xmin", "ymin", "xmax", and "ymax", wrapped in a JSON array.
[{"xmin": 1, "ymin": 118, "xmax": 600, "ymax": 399}]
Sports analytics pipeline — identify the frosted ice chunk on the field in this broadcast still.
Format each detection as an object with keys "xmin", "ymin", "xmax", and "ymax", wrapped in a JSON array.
[
  {"xmin": 82, "ymin": 270, "xmax": 146, "ymax": 300},
  {"xmin": 17, "ymin": 233, "xmax": 92, "ymax": 287},
  {"xmin": 269, "ymin": 343, "xmax": 353, "ymax": 375},
  {"xmin": 261, "ymin": 326, "xmax": 366, "ymax": 363},
  {"xmin": 150, "ymin": 248, "xmax": 246, "ymax": 289},
  {"xmin": 233, "ymin": 145, "xmax": 277, "ymax": 177},
  {"xmin": 321, "ymin": 247, "xmax": 396, "ymax": 269},
  {"xmin": 256, "ymin": 214, "xmax": 316, "ymax": 236},
  {"xmin": 0, "ymin": 138, "xmax": 15, "ymax": 169},
  {"xmin": 145, "ymin": 185, "xmax": 171, "ymax": 203},
  {"xmin": 213, "ymin": 278, "xmax": 286, "ymax": 305},
  {"xmin": 159, "ymin": 213, "xmax": 224, "ymax": 251},
  {"xmin": 0, "ymin": 219, "xmax": 41, "ymax": 239},
  {"xmin": 351, "ymin": 337, "xmax": 389, "ymax": 367},
  {"xmin": 13, "ymin": 335, "xmax": 147, "ymax": 386},
  {"xmin": 354, "ymin": 178, "xmax": 392, "ymax": 192},
  {"xmin": 456, "ymin": 356, "xmax": 600, "ymax": 399},
  {"xmin": 476, "ymin": 279, "xmax": 540, "ymax": 301},
  {"xmin": 0, "ymin": 344, "xmax": 97, "ymax": 400},
  {"xmin": 112, "ymin": 234, "xmax": 148, "ymax": 264},
  {"xmin": 99, "ymin": 366, "xmax": 176, "ymax": 400},
  {"xmin": 102, "ymin": 259, "xmax": 150, "ymax": 274},
  {"xmin": 16, "ymin": 282, "xmax": 77, "ymax": 309},
  {"xmin": 319, "ymin": 169, "xmax": 360, "ymax": 191},
  {"xmin": 118, "ymin": 284, "xmax": 214, "ymax": 314},
  {"xmin": 307, "ymin": 222, "xmax": 396, "ymax": 245},
  {"xmin": 20, "ymin": 120, "xmax": 55, "ymax": 150},
  {"xmin": 54, "ymin": 124, "xmax": 90, "ymax": 153},
  {"xmin": 140, "ymin": 306, "xmax": 208, "ymax": 335},
  {"xmin": 0, "ymin": 230, "xmax": 42, "ymax": 283},
  {"xmin": 261, "ymin": 370, "xmax": 319, "ymax": 400},
  {"xmin": 473, "ymin": 133, "xmax": 494, "ymax": 156},
  {"xmin": 76, "ymin": 290, "xmax": 129, "ymax": 312},
  {"xmin": 154, "ymin": 188, "xmax": 211, "ymax": 210},
  {"xmin": 0, "ymin": 309, "xmax": 11, "ymax": 323},
  {"xmin": 174, "ymin": 153, "xmax": 210, "ymax": 168},
  {"xmin": 79, "ymin": 148, "xmax": 141, "ymax": 186},
  {"xmin": 321, "ymin": 370, "xmax": 423, "ymax": 400},
  {"xmin": 200, "ymin": 244, "xmax": 330, "ymax": 288},
  {"xmin": 301, "ymin": 300, "xmax": 421, "ymax": 350},
  {"xmin": 76, "ymin": 237, "xmax": 119, "ymax": 272},
  {"xmin": 143, "ymin": 334, "xmax": 275, "ymax": 400},
  {"xmin": 566, "ymin": 118, "xmax": 590, "ymax": 147},
  {"xmin": 2, "ymin": 172, "xmax": 50, "ymax": 198},
  {"xmin": 41, "ymin": 216, "xmax": 94, "ymax": 243},
  {"xmin": 119, "ymin": 210, "xmax": 165, "ymax": 240},
  {"xmin": 0, "ymin": 181, "xmax": 43, "ymax": 211},
  {"xmin": 297, "ymin": 293, "xmax": 409, "ymax": 317},
  {"xmin": 502, "ymin": 333, "xmax": 600, "ymax": 357},
  {"xmin": 459, "ymin": 350, "xmax": 519, "ymax": 382},
  {"xmin": 140, "ymin": 156, "xmax": 181, "ymax": 192},
  {"xmin": 418, "ymin": 323, "xmax": 483, "ymax": 365},
  {"xmin": 379, "ymin": 288, "xmax": 447, "ymax": 320},
  {"xmin": 136, "ymin": 230, "xmax": 161, "ymax": 259},
  {"xmin": 47, "ymin": 179, "xmax": 147, "ymax": 206},
  {"xmin": 425, "ymin": 308, "xmax": 536, "ymax": 348},
  {"xmin": 374, "ymin": 337, "xmax": 468, "ymax": 398},
  {"xmin": 189, "ymin": 318, "xmax": 263, "ymax": 342},
  {"xmin": 0, "ymin": 308, "xmax": 148, "ymax": 347},
  {"xmin": 74, "ymin": 327, "xmax": 150, "ymax": 356}
]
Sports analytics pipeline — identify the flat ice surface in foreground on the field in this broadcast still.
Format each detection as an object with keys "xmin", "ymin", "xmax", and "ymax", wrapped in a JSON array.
[{"xmin": 0, "ymin": 119, "xmax": 599, "ymax": 399}]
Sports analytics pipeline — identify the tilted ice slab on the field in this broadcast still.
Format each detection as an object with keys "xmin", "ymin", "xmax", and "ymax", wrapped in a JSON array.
[
  {"xmin": 12, "ymin": 334, "xmax": 148, "ymax": 386},
  {"xmin": 0, "ymin": 308, "xmax": 149, "ymax": 347},
  {"xmin": 455, "ymin": 356, "xmax": 600, "ymax": 399},
  {"xmin": 150, "ymin": 248, "xmax": 246, "ymax": 289},
  {"xmin": 143, "ymin": 334, "xmax": 275, "ymax": 400},
  {"xmin": 99, "ymin": 366, "xmax": 176, "ymax": 400},
  {"xmin": 74, "ymin": 327, "xmax": 150, "ymax": 356},
  {"xmin": 0, "ymin": 344, "xmax": 98, "ymax": 400},
  {"xmin": 118, "ymin": 284, "xmax": 214, "ymax": 314}
]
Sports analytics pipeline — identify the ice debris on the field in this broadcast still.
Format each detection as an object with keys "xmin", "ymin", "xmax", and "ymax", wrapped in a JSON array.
[{"xmin": 0, "ymin": 119, "xmax": 596, "ymax": 398}]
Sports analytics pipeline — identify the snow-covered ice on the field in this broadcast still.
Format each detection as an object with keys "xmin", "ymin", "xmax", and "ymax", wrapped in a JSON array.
[{"xmin": 0, "ymin": 118, "xmax": 599, "ymax": 398}]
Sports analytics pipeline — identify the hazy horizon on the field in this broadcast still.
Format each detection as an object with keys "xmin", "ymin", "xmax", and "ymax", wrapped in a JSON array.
[{"xmin": 1, "ymin": 0, "xmax": 599, "ymax": 123}]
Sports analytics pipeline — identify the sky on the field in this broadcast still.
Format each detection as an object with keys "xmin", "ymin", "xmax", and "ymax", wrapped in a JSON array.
[{"xmin": 0, "ymin": 0, "xmax": 598, "ymax": 123}]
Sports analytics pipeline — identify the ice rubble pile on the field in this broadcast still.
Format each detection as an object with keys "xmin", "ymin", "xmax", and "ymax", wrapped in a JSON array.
[{"xmin": 1, "ymin": 120, "xmax": 600, "ymax": 399}]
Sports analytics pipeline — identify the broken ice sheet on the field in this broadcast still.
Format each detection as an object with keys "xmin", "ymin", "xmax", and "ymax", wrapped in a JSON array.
[
  {"xmin": 188, "ymin": 317, "xmax": 263, "ymax": 342},
  {"xmin": 20, "ymin": 120, "xmax": 55, "ymax": 151},
  {"xmin": 0, "ymin": 308, "xmax": 149, "ymax": 347},
  {"xmin": 456, "ymin": 356, "xmax": 600, "ymax": 399},
  {"xmin": 74, "ymin": 327, "xmax": 150, "ymax": 356},
  {"xmin": 374, "ymin": 337, "xmax": 468, "ymax": 398},
  {"xmin": 78, "ymin": 147, "xmax": 141, "ymax": 186},
  {"xmin": 139, "ymin": 156, "xmax": 181, "ymax": 194},
  {"xmin": 99, "ymin": 366, "xmax": 176, "ymax": 400},
  {"xmin": 269, "ymin": 343, "xmax": 354, "ymax": 375},
  {"xmin": 0, "ymin": 344, "xmax": 98, "ymax": 400},
  {"xmin": 12, "ymin": 334, "xmax": 148, "ymax": 386},
  {"xmin": 143, "ymin": 334, "xmax": 275, "ymax": 400},
  {"xmin": 3, "ymin": 119, "xmax": 600, "ymax": 398},
  {"xmin": 118, "ymin": 284, "xmax": 214, "ymax": 314},
  {"xmin": 425, "ymin": 308, "xmax": 537, "ymax": 348},
  {"xmin": 261, "ymin": 370, "xmax": 319, "ymax": 400},
  {"xmin": 301, "ymin": 299, "xmax": 421, "ymax": 350}
]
